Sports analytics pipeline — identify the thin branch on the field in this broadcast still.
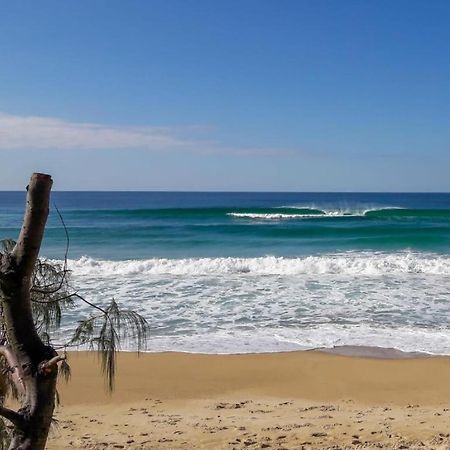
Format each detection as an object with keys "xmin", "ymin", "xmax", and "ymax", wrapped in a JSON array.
[
  {"xmin": 73, "ymin": 293, "xmax": 108, "ymax": 316},
  {"xmin": 44, "ymin": 355, "xmax": 66, "ymax": 367},
  {"xmin": 31, "ymin": 293, "xmax": 79, "ymax": 305},
  {"xmin": 30, "ymin": 278, "xmax": 68, "ymax": 295},
  {"xmin": 39, "ymin": 355, "xmax": 66, "ymax": 374},
  {"xmin": 31, "ymin": 284, "xmax": 67, "ymax": 295},
  {"xmin": 0, "ymin": 405, "xmax": 23, "ymax": 428},
  {"xmin": 30, "ymin": 203, "xmax": 70, "ymax": 295},
  {"xmin": 55, "ymin": 203, "xmax": 70, "ymax": 270},
  {"xmin": 53, "ymin": 342, "xmax": 83, "ymax": 350}
]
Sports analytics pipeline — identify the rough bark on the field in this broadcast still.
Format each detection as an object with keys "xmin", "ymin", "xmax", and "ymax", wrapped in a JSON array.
[{"xmin": 0, "ymin": 173, "xmax": 58, "ymax": 450}]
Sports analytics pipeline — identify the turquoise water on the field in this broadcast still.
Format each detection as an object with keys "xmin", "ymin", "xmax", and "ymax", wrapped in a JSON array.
[
  {"xmin": 1, "ymin": 192, "xmax": 450, "ymax": 353},
  {"xmin": 1, "ymin": 192, "xmax": 450, "ymax": 258}
]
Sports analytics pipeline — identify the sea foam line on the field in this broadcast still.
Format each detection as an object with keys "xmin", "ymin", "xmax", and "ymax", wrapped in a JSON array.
[
  {"xmin": 60, "ymin": 252, "xmax": 450, "ymax": 277},
  {"xmin": 137, "ymin": 325, "xmax": 450, "ymax": 355}
]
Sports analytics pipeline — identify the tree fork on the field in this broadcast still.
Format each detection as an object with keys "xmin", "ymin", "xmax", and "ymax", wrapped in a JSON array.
[{"xmin": 0, "ymin": 173, "xmax": 63, "ymax": 450}]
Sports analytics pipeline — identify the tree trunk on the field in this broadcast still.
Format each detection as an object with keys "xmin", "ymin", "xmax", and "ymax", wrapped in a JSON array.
[{"xmin": 0, "ymin": 173, "xmax": 58, "ymax": 450}]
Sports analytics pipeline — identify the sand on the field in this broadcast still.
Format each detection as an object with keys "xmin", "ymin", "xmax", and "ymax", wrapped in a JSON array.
[{"xmin": 44, "ymin": 350, "xmax": 450, "ymax": 449}]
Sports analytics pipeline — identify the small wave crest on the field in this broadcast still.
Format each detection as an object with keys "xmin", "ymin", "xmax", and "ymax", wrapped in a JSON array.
[
  {"xmin": 227, "ymin": 206, "xmax": 450, "ymax": 220},
  {"xmin": 227, "ymin": 212, "xmax": 326, "ymax": 219},
  {"xmin": 227, "ymin": 206, "xmax": 404, "ymax": 220}
]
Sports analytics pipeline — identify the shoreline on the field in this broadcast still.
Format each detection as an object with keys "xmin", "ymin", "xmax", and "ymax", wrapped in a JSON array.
[
  {"xmin": 313, "ymin": 344, "xmax": 434, "ymax": 359},
  {"xmin": 65, "ymin": 343, "xmax": 437, "ymax": 359}
]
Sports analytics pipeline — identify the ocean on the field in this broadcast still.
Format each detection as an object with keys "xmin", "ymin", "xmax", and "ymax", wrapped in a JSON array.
[{"xmin": 1, "ymin": 191, "xmax": 450, "ymax": 354}]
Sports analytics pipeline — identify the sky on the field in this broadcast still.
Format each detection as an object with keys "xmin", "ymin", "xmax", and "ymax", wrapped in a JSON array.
[{"xmin": 0, "ymin": 0, "xmax": 449, "ymax": 191}]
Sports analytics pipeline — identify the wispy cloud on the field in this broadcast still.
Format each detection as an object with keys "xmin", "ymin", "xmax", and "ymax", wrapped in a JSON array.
[
  {"xmin": 0, "ymin": 112, "xmax": 302, "ymax": 157},
  {"xmin": 0, "ymin": 112, "xmax": 203, "ymax": 151}
]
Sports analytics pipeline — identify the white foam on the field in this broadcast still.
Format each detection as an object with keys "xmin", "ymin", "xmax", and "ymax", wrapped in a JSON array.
[
  {"xmin": 227, "ymin": 211, "xmax": 355, "ymax": 219},
  {"xmin": 54, "ymin": 252, "xmax": 450, "ymax": 355},
  {"xmin": 138, "ymin": 326, "xmax": 450, "ymax": 355},
  {"xmin": 228, "ymin": 206, "xmax": 406, "ymax": 220},
  {"xmin": 63, "ymin": 252, "xmax": 450, "ymax": 277},
  {"xmin": 228, "ymin": 212, "xmax": 323, "ymax": 219}
]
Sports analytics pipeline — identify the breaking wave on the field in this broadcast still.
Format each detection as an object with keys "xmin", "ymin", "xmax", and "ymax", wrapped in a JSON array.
[
  {"xmin": 227, "ymin": 207, "xmax": 450, "ymax": 220},
  {"xmin": 63, "ymin": 252, "xmax": 450, "ymax": 277}
]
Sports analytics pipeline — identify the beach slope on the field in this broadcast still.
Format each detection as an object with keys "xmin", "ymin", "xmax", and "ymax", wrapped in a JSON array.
[{"xmin": 46, "ymin": 351, "xmax": 450, "ymax": 449}]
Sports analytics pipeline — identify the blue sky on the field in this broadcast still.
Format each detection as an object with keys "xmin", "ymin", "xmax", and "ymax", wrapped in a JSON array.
[{"xmin": 0, "ymin": 0, "xmax": 449, "ymax": 191}]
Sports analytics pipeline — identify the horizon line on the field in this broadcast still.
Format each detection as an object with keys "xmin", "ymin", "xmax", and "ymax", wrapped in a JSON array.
[{"xmin": 1, "ymin": 190, "xmax": 450, "ymax": 194}]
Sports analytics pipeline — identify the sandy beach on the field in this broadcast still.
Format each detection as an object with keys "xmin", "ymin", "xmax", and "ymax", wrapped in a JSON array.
[{"xmin": 42, "ymin": 350, "xmax": 450, "ymax": 449}]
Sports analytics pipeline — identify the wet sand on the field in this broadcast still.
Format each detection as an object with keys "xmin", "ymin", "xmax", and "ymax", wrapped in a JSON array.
[{"xmin": 46, "ymin": 350, "xmax": 450, "ymax": 449}]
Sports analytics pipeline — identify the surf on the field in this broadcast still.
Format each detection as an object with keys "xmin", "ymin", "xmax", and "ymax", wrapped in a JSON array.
[{"xmin": 61, "ymin": 252, "xmax": 450, "ymax": 276}]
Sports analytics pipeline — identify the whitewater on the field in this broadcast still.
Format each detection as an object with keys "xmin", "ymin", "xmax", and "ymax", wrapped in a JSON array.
[
  {"xmin": 58, "ymin": 251, "xmax": 450, "ymax": 354},
  {"xmin": 1, "ymin": 191, "xmax": 450, "ymax": 354}
]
